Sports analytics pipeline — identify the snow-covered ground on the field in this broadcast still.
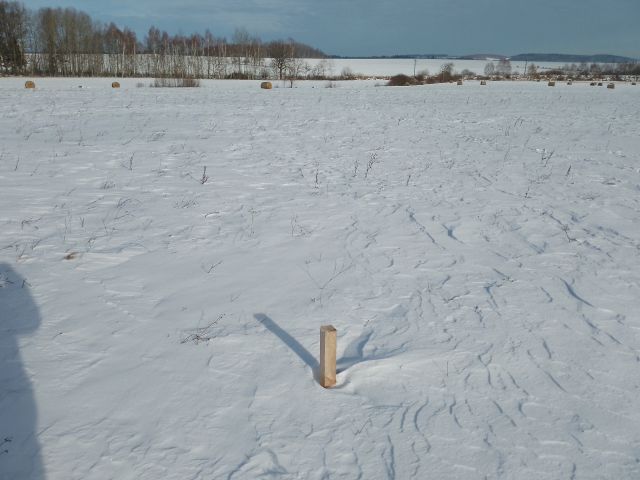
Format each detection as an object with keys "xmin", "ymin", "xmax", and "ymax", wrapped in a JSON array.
[{"xmin": 1, "ymin": 78, "xmax": 639, "ymax": 479}]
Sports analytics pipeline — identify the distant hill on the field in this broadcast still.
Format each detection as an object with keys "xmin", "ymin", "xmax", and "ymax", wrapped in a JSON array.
[
  {"xmin": 329, "ymin": 54, "xmax": 450, "ymax": 60},
  {"xmin": 509, "ymin": 53, "xmax": 637, "ymax": 63}
]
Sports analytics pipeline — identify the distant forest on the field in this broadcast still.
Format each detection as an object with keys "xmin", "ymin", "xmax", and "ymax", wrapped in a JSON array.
[{"xmin": 0, "ymin": 0, "xmax": 326, "ymax": 78}]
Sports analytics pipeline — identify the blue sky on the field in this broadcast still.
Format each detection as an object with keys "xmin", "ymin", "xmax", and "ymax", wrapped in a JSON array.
[{"xmin": 21, "ymin": 0, "xmax": 640, "ymax": 57}]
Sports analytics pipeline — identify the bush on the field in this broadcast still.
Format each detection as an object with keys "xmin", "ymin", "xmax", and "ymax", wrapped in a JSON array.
[
  {"xmin": 152, "ymin": 77, "xmax": 200, "ymax": 88},
  {"xmin": 226, "ymin": 71, "xmax": 251, "ymax": 80},
  {"xmin": 387, "ymin": 74, "xmax": 419, "ymax": 86},
  {"xmin": 414, "ymin": 73, "xmax": 426, "ymax": 83},
  {"xmin": 387, "ymin": 70, "xmax": 467, "ymax": 87},
  {"xmin": 340, "ymin": 67, "xmax": 357, "ymax": 80}
]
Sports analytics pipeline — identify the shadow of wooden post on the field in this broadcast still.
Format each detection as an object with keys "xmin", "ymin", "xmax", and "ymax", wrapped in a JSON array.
[{"xmin": 254, "ymin": 314, "xmax": 319, "ymax": 382}]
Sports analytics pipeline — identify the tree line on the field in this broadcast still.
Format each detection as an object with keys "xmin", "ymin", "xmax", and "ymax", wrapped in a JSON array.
[
  {"xmin": 0, "ymin": 0, "xmax": 326, "ymax": 78},
  {"xmin": 483, "ymin": 59, "xmax": 640, "ymax": 79}
]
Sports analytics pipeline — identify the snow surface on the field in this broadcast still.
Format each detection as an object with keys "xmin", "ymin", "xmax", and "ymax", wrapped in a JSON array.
[{"xmin": 1, "ymin": 77, "xmax": 640, "ymax": 479}]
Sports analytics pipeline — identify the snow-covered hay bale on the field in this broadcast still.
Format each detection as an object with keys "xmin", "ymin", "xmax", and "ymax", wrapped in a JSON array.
[
  {"xmin": 260, "ymin": 82, "xmax": 272, "ymax": 90},
  {"xmin": 480, "ymin": 80, "xmax": 487, "ymax": 85},
  {"xmin": 590, "ymin": 82, "xmax": 596, "ymax": 86},
  {"xmin": 567, "ymin": 80, "xmax": 573, "ymax": 85},
  {"xmin": 598, "ymin": 82, "xmax": 603, "ymax": 86},
  {"xmin": 632, "ymin": 82, "xmax": 637, "ymax": 86},
  {"xmin": 607, "ymin": 83, "xmax": 615, "ymax": 89},
  {"xmin": 456, "ymin": 80, "xmax": 463, "ymax": 85},
  {"xmin": 548, "ymin": 81, "xmax": 556, "ymax": 87},
  {"xmin": 112, "ymin": 82, "xmax": 120, "ymax": 88},
  {"xmin": 25, "ymin": 81, "xmax": 35, "ymax": 89}
]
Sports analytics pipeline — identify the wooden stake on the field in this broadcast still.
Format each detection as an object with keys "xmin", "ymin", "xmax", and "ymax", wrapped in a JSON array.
[{"xmin": 320, "ymin": 325, "xmax": 337, "ymax": 388}]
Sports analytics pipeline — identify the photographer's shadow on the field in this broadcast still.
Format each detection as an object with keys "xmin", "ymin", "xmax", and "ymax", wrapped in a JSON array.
[{"xmin": 0, "ymin": 263, "xmax": 45, "ymax": 479}]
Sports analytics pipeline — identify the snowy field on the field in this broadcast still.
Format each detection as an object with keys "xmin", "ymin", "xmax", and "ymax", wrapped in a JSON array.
[
  {"xmin": 306, "ymin": 58, "xmax": 582, "ymax": 77},
  {"xmin": 1, "ymin": 78, "xmax": 640, "ymax": 479}
]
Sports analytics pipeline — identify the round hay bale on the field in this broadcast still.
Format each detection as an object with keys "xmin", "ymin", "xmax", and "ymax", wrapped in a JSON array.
[
  {"xmin": 260, "ymin": 82, "xmax": 272, "ymax": 90},
  {"xmin": 607, "ymin": 83, "xmax": 615, "ymax": 89},
  {"xmin": 480, "ymin": 80, "xmax": 487, "ymax": 86},
  {"xmin": 111, "ymin": 81, "xmax": 120, "ymax": 88},
  {"xmin": 456, "ymin": 80, "xmax": 463, "ymax": 85},
  {"xmin": 590, "ymin": 82, "xmax": 596, "ymax": 86},
  {"xmin": 548, "ymin": 81, "xmax": 556, "ymax": 87},
  {"xmin": 597, "ymin": 82, "xmax": 603, "ymax": 86},
  {"xmin": 25, "ymin": 80, "xmax": 35, "ymax": 89},
  {"xmin": 632, "ymin": 82, "xmax": 637, "ymax": 86},
  {"xmin": 567, "ymin": 80, "xmax": 573, "ymax": 85}
]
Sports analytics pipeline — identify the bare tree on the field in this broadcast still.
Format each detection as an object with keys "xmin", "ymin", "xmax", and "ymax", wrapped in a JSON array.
[
  {"xmin": 496, "ymin": 58, "xmax": 512, "ymax": 77},
  {"xmin": 440, "ymin": 62, "xmax": 454, "ymax": 82},
  {"xmin": 309, "ymin": 58, "xmax": 334, "ymax": 79},
  {"xmin": 231, "ymin": 27, "xmax": 250, "ymax": 77},
  {"xmin": 268, "ymin": 39, "xmax": 294, "ymax": 80},
  {"xmin": 484, "ymin": 62, "xmax": 495, "ymax": 77},
  {"xmin": 285, "ymin": 56, "xmax": 309, "ymax": 87},
  {"xmin": 0, "ymin": 1, "xmax": 28, "ymax": 74},
  {"xmin": 37, "ymin": 7, "xmax": 59, "ymax": 75}
]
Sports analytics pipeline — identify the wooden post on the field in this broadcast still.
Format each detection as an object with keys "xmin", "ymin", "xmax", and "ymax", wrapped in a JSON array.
[{"xmin": 320, "ymin": 325, "xmax": 337, "ymax": 388}]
